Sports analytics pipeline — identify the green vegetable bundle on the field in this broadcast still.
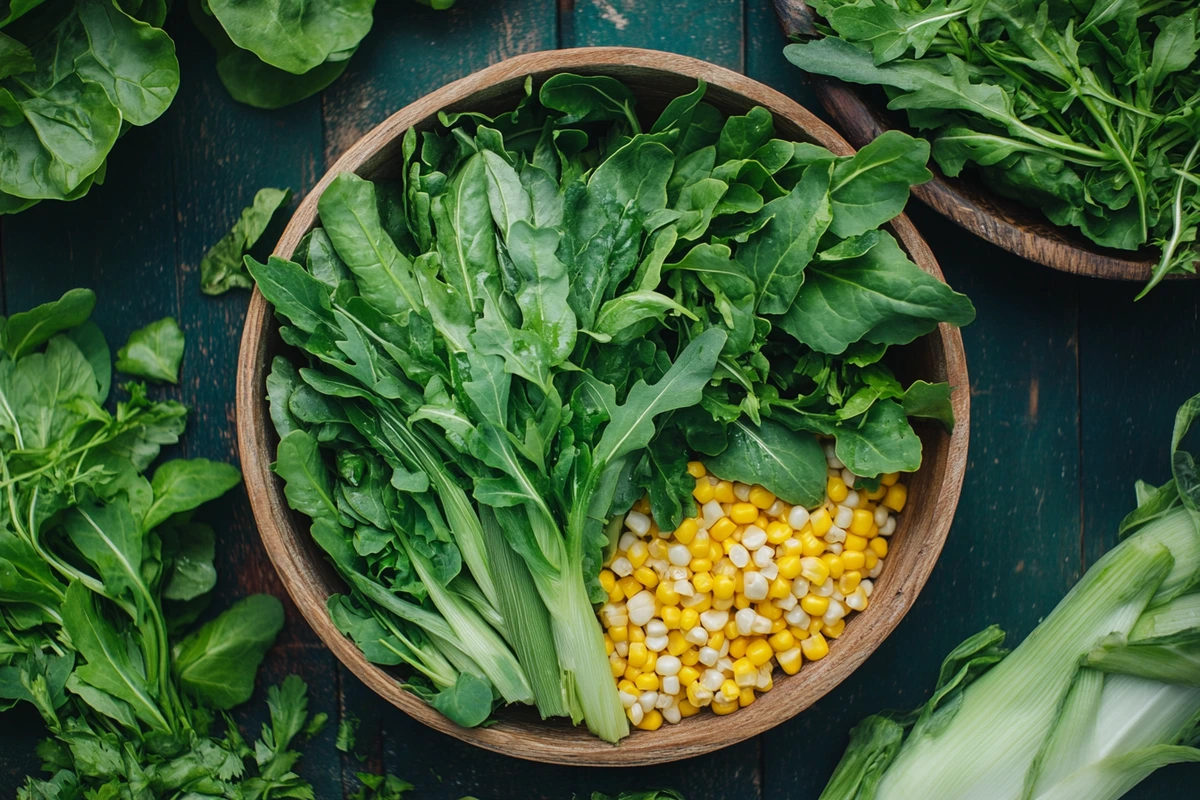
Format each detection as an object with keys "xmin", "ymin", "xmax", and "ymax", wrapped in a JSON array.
[
  {"xmin": 0, "ymin": 0, "xmax": 450, "ymax": 216},
  {"xmin": 0, "ymin": 289, "xmax": 322, "ymax": 798},
  {"xmin": 787, "ymin": 0, "xmax": 1200, "ymax": 295},
  {"xmin": 820, "ymin": 394, "xmax": 1200, "ymax": 800},
  {"xmin": 252, "ymin": 74, "xmax": 972, "ymax": 742}
]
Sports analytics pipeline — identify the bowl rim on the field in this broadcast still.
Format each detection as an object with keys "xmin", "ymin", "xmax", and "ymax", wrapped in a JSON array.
[{"xmin": 236, "ymin": 45, "xmax": 971, "ymax": 766}]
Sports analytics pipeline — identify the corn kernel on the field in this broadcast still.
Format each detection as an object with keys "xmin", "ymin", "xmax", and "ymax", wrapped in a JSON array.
[
  {"xmin": 693, "ymin": 478, "xmax": 716, "ymax": 504},
  {"xmin": 680, "ymin": 608, "xmax": 699, "ymax": 631},
  {"xmin": 618, "ymin": 576, "xmax": 641, "ymax": 599},
  {"xmin": 628, "ymin": 642, "xmax": 647, "ymax": 668},
  {"xmin": 801, "ymin": 594, "xmax": 830, "ymax": 616},
  {"xmin": 769, "ymin": 630, "xmax": 795, "ymax": 652},
  {"xmin": 635, "ymin": 672, "xmax": 659, "ymax": 691},
  {"xmin": 777, "ymin": 647, "xmax": 803, "ymax": 675},
  {"xmin": 749, "ymin": 486, "xmax": 776, "ymax": 509},
  {"xmin": 678, "ymin": 666, "xmax": 700, "ymax": 687},
  {"xmin": 629, "ymin": 624, "xmax": 646, "ymax": 643},
  {"xmin": 720, "ymin": 679, "xmax": 741, "ymax": 700},
  {"xmin": 827, "ymin": 476, "xmax": 848, "ymax": 503},
  {"xmin": 870, "ymin": 538, "xmax": 889, "ymax": 558},
  {"xmin": 708, "ymin": 541, "xmax": 723, "ymax": 561},
  {"xmin": 733, "ymin": 592, "xmax": 751, "ymax": 610},
  {"xmin": 800, "ymin": 532, "xmax": 827, "ymax": 557},
  {"xmin": 604, "ymin": 636, "xmax": 615, "ymax": 655},
  {"xmin": 810, "ymin": 507, "xmax": 833, "ymax": 536},
  {"xmin": 693, "ymin": 571, "xmax": 714, "ymax": 594},
  {"xmin": 801, "ymin": 632, "xmax": 830, "ymax": 661},
  {"xmin": 617, "ymin": 679, "xmax": 637, "ymax": 694},
  {"xmin": 662, "ymin": 606, "xmax": 681, "ymax": 630},
  {"xmin": 757, "ymin": 601, "xmax": 783, "ymax": 621},
  {"xmin": 850, "ymin": 509, "xmax": 874, "ymax": 536},
  {"xmin": 690, "ymin": 558, "xmax": 713, "ymax": 574},
  {"xmin": 821, "ymin": 553, "xmax": 845, "ymax": 579},
  {"xmin": 746, "ymin": 639, "xmax": 773, "ymax": 666},
  {"xmin": 711, "ymin": 574, "xmax": 735, "ymax": 600},
  {"xmin": 627, "ymin": 541, "xmax": 648, "ymax": 568},
  {"xmin": 788, "ymin": 625, "xmax": 810, "ymax": 641},
  {"xmin": 691, "ymin": 595, "xmax": 712, "ymax": 613},
  {"xmin": 638, "ymin": 709, "xmax": 664, "ymax": 731},
  {"xmin": 687, "ymin": 461, "xmax": 707, "ymax": 478},
  {"xmin": 729, "ymin": 636, "xmax": 749, "ymax": 659},
  {"xmin": 599, "ymin": 569, "xmax": 617, "ymax": 593},
  {"xmin": 733, "ymin": 658, "xmax": 757, "ymax": 687},
  {"xmin": 708, "ymin": 631, "xmax": 725, "ymax": 650},
  {"xmin": 884, "ymin": 484, "xmax": 907, "ymax": 512},
  {"xmin": 730, "ymin": 502, "xmax": 759, "ymax": 524},
  {"xmin": 686, "ymin": 534, "xmax": 709, "ymax": 559},
  {"xmin": 611, "ymin": 659, "xmax": 627, "ymax": 678},
  {"xmin": 881, "ymin": 472, "xmax": 899, "ymax": 486},
  {"xmin": 679, "ymin": 699, "xmax": 701, "ymax": 718},
  {"xmin": 839, "ymin": 571, "xmax": 862, "ymax": 594},
  {"xmin": 610, "ymin": 625, "xmax": 628, "ymax": 643},
  {"xmin": 710, "ymin": 517, "xmax": 736, "ymax": 541},
  {"xmin": 608, "ymin": 586, "xmax": 625, "ymax": 603},
  {"xmin": 775, "ymin": 555, "xmax": 801, "ymax": 580},
  {"xmin": 800, "ymin": 556, "xmax": 831, "ymax": 584},
  {"xmin": 674, "ymin": 517, "xmax": 699, "ymax": 544},
  {"xmin": 739, "ymin": 687, "xmax": 757, "ymax": 707},
  {"xmin": 667, "ymin": 631, "xmax": 689, "ymax": 657},
  {"xmin": 842, "ymin": 550, "xmax": 866, "ymax": 571},
  {"xmin": 655, "ymin": 581, "xmax": 678, "ymax": 604},
  {"xmin": 715, "ymin": 481, "xmax": 735, "ymax": 504},
  {"xmin": 844, "ymin": 533, "xmax": 869, "ymax": 552},
  {"xmin": 770, "ymin": 617, "xmax": 787, "ymax": 633},
  {"xmin": 766, "ymin": 521, "xmax": 792, "ymax": 544},
  {"xmin": 823, "ymin": 619, "xmax": 846, "ymax": 639},
  {"xmin": 711, "ymin": 699, "xmax": 739, "ymax": 715},
  {"xmin": 681, "ymin": 648, "xmax": 700, "ymax": 666},
  {"xmin": 724, "ymin": 619, "xmax": 740, "ymax": 640},
  {"xmin": 644, "ymin": 651, "xmax": 657, "ymax": 673},
  {"xmin": 648, "ymin": 539, "xmax": 669, "ymax": 559},
  {"xmin": 768, "ymin": 577, "xmax": 792, "ymax": 600},
  {"xmin": 687, "ymin": 683, "xmax": 709, "ymax": 707},
  {"xmin": 865, "ymin": 550, "xmax": 879, "ymax": 570}
]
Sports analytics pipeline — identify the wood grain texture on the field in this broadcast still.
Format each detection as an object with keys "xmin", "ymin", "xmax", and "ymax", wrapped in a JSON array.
[
  {"xmin": 771, "ymin": 0, "xmax": 1176, "ymax": 283},
  {"xmin": 238, "ymin": 46, "xmax": 970, "ymax": 767}
]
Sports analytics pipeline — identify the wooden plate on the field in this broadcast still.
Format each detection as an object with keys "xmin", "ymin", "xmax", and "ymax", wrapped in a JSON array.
[
  {"xmin": 236, "ymin": 47, "xmax": 970, "ymax": 766},
  {"xmin": 773, "ymin": 0, "xmax": 1163, "ymax": 281}
]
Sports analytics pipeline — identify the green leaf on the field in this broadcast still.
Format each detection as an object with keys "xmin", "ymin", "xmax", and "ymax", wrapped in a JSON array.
[
  {"xmin": 1145, "ymin": 9, "xmax": 1197, "ymax": 89},
  {"xmin": 902, "ymin": 380, "xmax": 956, "ymax": 432},
  {"xmin": 172, "ymin": 594, "xmax": 285, "ymax": 709},
  {"xmin": 2, "ymin": 288, "xmax": 95, "ymax": 358},
  {"xmin": 539, "ymin": 73, "xmax": 638, "ymax": 127},
  {"xmin": 708, "ymin": 417, "xmax": 826, "ymax": 507},
  {"xmin": 63, "ymin": 500, "xmax": 150, "ymax": 611},
  {"xmin": 161, "ymin": 523, "xmax": 218, "ymax": 601},
  {"xmin": 717, "ymin": 106, "xmax": 774, "ymax": 162},
  {"xmin": 594, "ymin": 291, "xmax": 698, "ymax": 345},
  {"xmin": 827, "ymin": 0, "xmax": 970, "ymax": 65},
  {"xmin": 246, "ymin": 255, "xmax": 336, "ymax": 335},
  {"xmin": 274, "ymin": 429, "xmax": 338, "ymax": 522},
  {"xmin": 201, "ymin": 187, "xmax": 292, "ymax": 295},
  {"xmin": 828, "ymin": 130, "xmax": 932, "ymax": 238},
  {"xmin": 66, "ymin": 320, "xmax": 111, "ymax": 402},
  {"xmin": 1084, "ymin": 630, "xmax": 1200, "ymax": 686},
  {"xmin": 0, "ymin": 33, "xmax": 35, "ymax": 82},
  {"xmin": 506, "ymin": 221, "xmax": 577, "ymax": 363},
  {"xmin": 115, "ymin": 316, "xmax": 184, "ymax": 383},
  {"xmin": 833, "ymin": 399, "xmax": 923, "ymax": 476},
  {"xmin": 431, "ymin": 671, "xmax": 493, "ymax": 728},
  {"xmin": 143, "ymin": 458, "xmax": 242, "ymax": 530},
  {"xmin": 207, "ymin": 0, "xmax": 374, "ymax": 75}
]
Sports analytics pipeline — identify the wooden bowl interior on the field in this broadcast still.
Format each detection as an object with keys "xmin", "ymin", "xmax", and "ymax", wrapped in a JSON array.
[{"xmin": 237, "ymin": 48, "xmax": 969, "ymax": 767}]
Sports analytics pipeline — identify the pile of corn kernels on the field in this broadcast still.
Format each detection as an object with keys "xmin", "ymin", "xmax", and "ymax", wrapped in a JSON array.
[{"xmin": 597, "ymin": 442, "xmax": 909, "ymax": 731}]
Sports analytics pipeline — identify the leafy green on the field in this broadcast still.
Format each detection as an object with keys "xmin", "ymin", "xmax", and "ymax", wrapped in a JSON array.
[
  {"xmin": 787, "ymin": 0, "xmax": 1200, "ymax": 295},
  {"xmin": 115, "ymin": 316, "xmax": 185, "ymax": 383},
  {"xmin": 707, "ymin": 418, "xmax": 827, "ymax": 507},
  {"xmin": 201, "ymin": 187, "xmax": 293, "ymax": 295},
  {"xmin": 0, "ymin": 291, "xmax": 321, "ymax": 798}
]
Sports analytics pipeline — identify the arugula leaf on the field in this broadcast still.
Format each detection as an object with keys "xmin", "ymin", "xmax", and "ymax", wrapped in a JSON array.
[
  {"xmin": 115, "ymin": 317, "xmax": 185, "ymax": 384},
  {"xmin": 201, "ymin": 187, "xmax": 292, "ymax": 295}
]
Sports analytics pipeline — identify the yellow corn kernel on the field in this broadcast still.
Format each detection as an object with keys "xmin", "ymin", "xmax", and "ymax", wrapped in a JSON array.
[
  {"xmin": 637, "ymin": 709, "xmax": 664, "ymax": 731},
  {"xmin": 644, "ymin": 651, "xmax": 657, "ymax": 673},
  {"xmin": 884, "ymin": 483, "xmax": 908, "ymax": 512},
  {"xmin": 746, "ymin": 639, "xmax": 774, "ymax": 667},
  {"xmin": 679, "ymin": 699, "xmax": 701, "ymax": 718},
  {"xmin": 629, "ymin": 624, "xmax": 645, "ymax": 643},
  {"xmin": 810, "ymin": 507, "xmax": 833, "ymax": 536},
  {"xmin": 777, "ymin": 647, "xmax": 803, "ymax": 675},
  {"xmin": 618, "ymin": 576, "xmax": 641, "ymax": 599},
  {"xmin": 678, "ymin": 666, "xmax": 700, "ymax": 687},
  {"xmin": 865, "ymin": 549, "xmax": 879, "ymax": 570},
  {"xmin": 801, "ymin": 594, "xmax": 830, "ymax": 616},
  {"xmin": 761, "ymin": 675, "xmax": 774, "ymax": 693},
  {"xmin": 661, "ymin": 606, "xmax": 681, "ymax": 630},
  {"xmin": 788, "ymin": 625, "xmax": 811, "ymax": 641},
  {"xmin": 730, "ymin": 502, "xmax": 759, "ymax": 524},
  {"xmin": 693, "ymin": 571, "xmax": 714, "ymax": 594},
  {"xmin": 612, "ymin": 658, "xmax": 628, "ymax": 678},
  {"xmin": 712, "ymin": 575, "xmax": 735, "ymax": 600},
  {"xmin": 756, "ymin": 514, "xmax": 771, "ymax": 530},
  {"xmin": 617, "ymin": 679, "xmax": 637, "ymax": 694},
  {"xmin": 824, "ymin": 619, "xmax": 846, "ymax": 639},
  {"xmin": 681, "ymin": 648, "xmax": 699, "ymax": 666},
  {"xmin": 826, "ymin": 475, "xmax": 849, "ymax": 503},
  {"xmin": 687, "ymin": 682, "xmax": 708, "ymax": 707},
  {"xmin": 801, "ymin": 631, "xmax": 830, "ymax": 661},
  {"xmin": 844, "ymin": 533, "xmax": 869, "ymax": 552},
  {"xmin": 708, "ymin": 541, "xmax": 723, "ymax": 561},
  {"xmin": 809, "ymin": 618, "xmax": 824, "ymax": 634},
  {"xmin": 708, "ymin": 631, "xmax": 725, "ymax": 650},
  {"xmin": 757, "ymin": 601, "xmax": 783, "ymax": 621},
  {"xmin": 722, "ymin": 538, "xmax": 738, "ymax": 556},
  {"xmin": 656, "ymin": 581, "xmax": 679, "ymax": 605},
  {"xmin": 693, "ymin": 478, "xmax": 716, "ymax": 504},
  {"xmin": 770, "ymin": 617, "xmax": 787, "ymax": 634},
  {"xmin": 800, "ymin": 556, "xmax": 831, "ymax": 584},
  {"xmin": 633, "ymin": 497, "xmax": 651, "ymax": 514},
  {"xmin": 628, "ymin": 642, "xmax": 648, "ymax": 668},
  {"xmin": 648, "ymin": 539, "xmax": 669, "ymax": 559},
  {"xmin": 627, "ymin": 541, "xmax": 649, "ymax": 568},
  {"xmin": 838, "ymin": 571, "xmax": 862, "ymax": 594},
  {"xmin": 635, "ymin": 672, "xmax": 660, "ymax": 691},
  {"xmin": 749, "ymin": 485, "xmax": 776, "ymax": 509},
  {"xmin": 723, "ymin": 619, "xmax": 739, "ymax": 640},
  {"xmin": 686, "ymin": 535, "xmax": 709, "ymax": 558},
  {"xmin": 739, "ymin": 687, "xmax": 757, "ymax": 707},
  {"xmin": 881, "ymin": 471, "xmax": 899, "ymax": 486},
  {"xmin": 647, "ymin": 522, "xmax": 661, "ymax": 539},
  {"xmin": 800, "ymin": 532, "xmax": 827, "ymax": 558},
  {"xmin": 721, "ymin": 679, "xmax": 741, "ymax": 700},
  {"xmin": 674, "ymin": 517, "xmax": 699, "ymax": 544},
  {"xmin": 841, "ymin": 550, "xmax": 866, "ymax": 571},
  {"xmin": 779, "ymin": 538, "xmax": 803, "ymax": 558},
  {"xmin": 667, "ymin": 631, "xmax": 689, "ymax": 657},
  {"xmin": 691, "ymin": 595, "xmax": 712, "ymax": 613},
  {"xmin": 729, "ymin": 636, "xmax": 749, "ymax": 659},
  {"xmin": 680, "ymin": 608, "xmax": 699, "ymax": 632},
  {"xmin": 768, "ymin": 577, "xmax": 792, "ymax": 600},
  {"xmin": 714, "ymin": 481, "xmax": 735, "ymax": 504},
  {"xmin": 733, "ymin": 657, "xmax": 757, "ymax": 687},
  {"xmin": 870, "ymin": 537, "xmax": 889, "ymax": 558},
  {"xmin": 774, "ymin": 555, "xmax": 801, "ymax": 580},
  {"xmin": 821, "ymin": 553, "xmax": 845, "ymax": 580},
  {"xmin": 608, "ymin": 586, "xmax": 625, "ymax": 604},
  {"xmin": 765, "ymin": 521, "xmax": 791, "ymax": 545},
  {"xmin": 850, "ymin": 509, "xmax": 874, "ymax": 536},
  {"xmin": 687, "ymin": 461, "xmax": 707, "ymax": 478},
  {"xmin": 709, "ymin": 517, "xmax": 736, "ymax": 541},
  {"xmin": 599, "ymin": 569, "xmax": 617, "ymax": 593},
  {"xmin": 733, "ymin": 592, "xmax": 751, "ymax": 610},
  {"xmin": 711, "ymin": 698, "xmax": 739, "ymax": 715},
  {"xmin": 604, "ymin": 636, "xmax": 615, "ymax": 655},
  {"xmin": 769, "ymin": 629, "xmax": 795, "ymax": 652}
]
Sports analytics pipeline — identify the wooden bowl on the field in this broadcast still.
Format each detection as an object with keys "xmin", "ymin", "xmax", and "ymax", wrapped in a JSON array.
[
  {"xmin": 773, "ymin": 0, "xmax": 1166, "ymax": 281},
  {"xmin": 236, "ymin": 47, "xmax": 970, "ymax": 766}
]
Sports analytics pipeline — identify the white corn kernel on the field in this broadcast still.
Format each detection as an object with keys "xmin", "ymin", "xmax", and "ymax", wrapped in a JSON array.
[
  {"xmin": 734, "ymin": 482, "xmax": 752, "ymax": 502},
  {"xmin": 685, "ymin": 626, "xmax": 708, "ymax": 646},
  {"xmin": 790, "ymin": 577, "xmax": 811, "ymax": 598},
  {"xmin": 753, "ymin": 546, "xmax": 774, "ymax": 569},
  {"xmin": 756, "ymin": 665, "xmax": 772, "ymax": 690},
  {"xmin": 663, "ymin": 704, "xmax": 682, "ymax": 724},
  {"xmin": 751, "ymin": 614, "xmax": 773, "ymax": 635},
  {"xmin": 713, "ymin": 596, "xmax": 734, "ymax": 611},
  {"xmin": 627, "ymin": 591, "xmax": 656, "ymax": 626},
  {"xmin": 656, "ymin": 655, "xmax": 681, "ymax": 676},
  {"xmin": 742, "ymin": 526, "xmax": 768, "ymax": 550},
  {"xmin": 675, "ymin": 579, "xmax": 695, "ymax": 598},
  {"xmin": 812, "ymin": 580, "xmax": 834, "ymax": 597},
  {"xmin": 874, "ymin": 506, "xmax": 889, "ymax": 527},
  {"xmin": 788, "ymin": 506, "xmax": 810, "ymax": 530},
  {"xmin": 718, "ymin": 640, "xmax": 730, "ymax": 658},
  {"xmin": 822, "ymin": 601, "xmax": 847, "ymax": 626},
  {"xmin": 828, "ymin": 453, "xmax": 845, "ymax": 469},
  {"xmin": 829, "ymin": 543, "xmax": 844, "ymax": 555},
  {"xmin": 743, "ymin": 571, "xmax": 769, "ymax": 601},
  {"xmin": 702, "ymin": 501, "xmax": 724, "ymax": 528},
  {"xmin": 700, "ymin": 610, "xmax": 729, "ymax": 632},
  {"xmin": 785, "ymin": 607, "xmax": 811, "ymax": 628},
  {"xmin": 619, "ymin": 690, "xmax": 638, "ymax": 709},
  {"xmin": 846, "ymin": 587, "xmax": 869, "ymax": 611},
  {"xmin": 716, "ymin": 656, "xmax": 735, "ymax": 674},
  {"xmin": 861, "ymin": 579, "xmax": 874, "ymax": 598},
  {"xmin": 645, "ymin": 634, "xmax": 668, "ymax": 652},
  {"xmin": 599, "ymin": 603, "xmax": 628, "ymax": 627},
  {"xmin": 668, "ymin": 544, "xmax": 692, "ymax": 567},
  {"xmin": 728, "ymin": 544, "xmax": 750, "ymax": 569},
  {"xmin": 618, "ymin": 532, "xmax": 638, "ymax": 552},
  {"xmin": 773, "ymin": 593, "xmax": 798, "ymax": 611},
  {"xmin": 611, "ymin": 557, "xmax": 633, "ymax": 577},
  {"xmin": 869, "ymin": 560, "xmax": 884, "ymax": 578},
  {"xmin": 759, "ymin": 562, "xmax": 779, "ymax": 581},
  {"xmin": 646, "ymin": 619, "xmax": 667, "ymax": 637},
  {"xmin": 616, "ymin": 641, "xmax": 629, "ymax": 657},
  {"xmin": 648, "ymin": 558, "xmax": 670, "ymax": 576},
  {"xmin": 625, "ymin": 511, "xmax": 651, "ymax": 536},
  {"xmin": 639, "ymin": 692, "xmax": 657, "ymax": 712},
  {"xmin": 844, "ymin": 490, "xmax": 860, "ymax": 509},
  {"xmin": 834, "ymin": 506, "xmax": 854, "ymax": 529},
  {"xmin": 681, "ymin": 591, "xmax": 710, "ymax": 608},
  {"xmin": 702, "ymin": 669, "xmax": 725, "ymax": 691},
  {"xmin": 698, "ymin": 646, "xmax": 719, "ymax": 667},
  {"xmin": 667, "ymin": 565, "xmax": 689, "ymax": 581},
  {"xmin": 656, "ymin": 692, "xmax": 673, "ymax": 709},
  {"xmin": 629, "ymin": 703, "xmax": 644, "ymax": 725},
  {"xmin": 825, "ymin": 526, "xmax": 847, "ymax": 544},
  {"xmin": 735, "ymin": 608, "xmax": 756, "ymax": 636},
  {"xmin": 881, "ymin": 517, "xmax": 896, "ymax": 536},
  {"xmin": 766, "ymin": 500, "xmax": 787, "ymax": 518},
  {"xmin": 832, "ymin": 590, "xmax": 844, "ymax": 602}
]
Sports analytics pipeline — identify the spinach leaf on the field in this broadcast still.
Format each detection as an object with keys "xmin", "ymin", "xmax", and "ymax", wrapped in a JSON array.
[
  {"xmin": 707, "ymin": 417, "xmax": 827, "ymax": 507},
  {"xmin": 206, "ymin": 0, "xmax": 374, "ymax": 75},
  {"xmin": 143, "ymin": 458, "xmax": 242, "ymax": 530},
  {"xmin": 200, "ymin": 187, "xmax": 292, "ymax": 295},
  {"xmin": 115, "ymin": 317, "xmax": 185, "ymax": 383},
  {"xmin": 2, "ymin": 288, "xmax": 95, "ymax": 358},
  {"xmin": 172, "ymin": 594, "xmax": 285, "ymax": 709}
]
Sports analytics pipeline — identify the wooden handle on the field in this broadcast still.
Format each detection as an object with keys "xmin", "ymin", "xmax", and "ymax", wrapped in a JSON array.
[{"xmin": 773, "ymin": 0, "xmax": 819, "ymax": 38}]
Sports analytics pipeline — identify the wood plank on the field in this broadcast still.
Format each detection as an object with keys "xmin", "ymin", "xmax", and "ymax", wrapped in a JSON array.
[
  {"xmin": 563, "ymin": 0, "xmax": 743, "ymax": 70},
  {"xmin": 744, "ymin": 0, "xmax": 817, "ymax": 111},
  {"xmin": 761, "ymin": 203, "xmax": 1086, "ymax": 797}
]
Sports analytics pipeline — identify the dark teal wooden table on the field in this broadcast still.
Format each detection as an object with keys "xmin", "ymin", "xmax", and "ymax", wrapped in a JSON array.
[{"xmin": 4, "ymin": 1, "xmax": 1199, "ymax": 797}]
